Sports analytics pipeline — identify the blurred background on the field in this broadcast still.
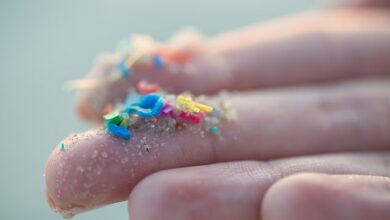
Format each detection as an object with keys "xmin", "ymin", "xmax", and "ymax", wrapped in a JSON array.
[{"xmin": 0, "ymin": 0, "xmax": 326, "ymax": 219}]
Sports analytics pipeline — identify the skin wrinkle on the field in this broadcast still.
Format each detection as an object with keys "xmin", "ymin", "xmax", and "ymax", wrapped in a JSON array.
[
  {"xmin": 269, "ymin": 153, "xmax": 390, "ymax": 176},
  {"xmin": 129, "ymin": 153, "xmax": 390, "ymax": 220},
  {"xmin": 262, "ymin": 174, "xmax": 390, "ymax": 220}
]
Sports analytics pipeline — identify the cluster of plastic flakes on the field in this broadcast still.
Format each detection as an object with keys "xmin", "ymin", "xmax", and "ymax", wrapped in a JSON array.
[
  {"xmin": 103, "ymin": 110, "xmax": 131, "ymax": 140},
  {"xmin": 65, "ymin": 28, "xmax": 204, "ymax": 90},
  {"xmin": 103, "ymin": 89, "xmax": 227, "ymax": 141}
]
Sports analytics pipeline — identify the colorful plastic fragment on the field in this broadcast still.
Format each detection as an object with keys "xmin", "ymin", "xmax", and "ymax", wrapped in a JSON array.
[
  {"xmin": 60, "ymin": 143, "xmax": 65, "ymax": 152},
  {"xmin": 120, "ymin": 117, "xmax": 129, "ymax": 127},
  {"xmin": 152, "ymin": 54, "xmax": 165, "ymax": 70},
  {"xmin": 177, "ymin": 95, "xmax": 213, "ymax": 113},
  {"xmin": 118, "ymin": 60, "xmax": 132, "ymax": 77},
  {"xmin": 156, "ymin": 47, "xmax": 191, "ymax": 63},
  {"xmin": 125, "ymin": 93, "xmax": 165, "ymax": 118},
  {"xmin": 107, "ymin": 124, "xmax": 131, "ymax": 140},
  {"xmin": 177, "ymin": 111, "xmax": 205, "ymax": 124},
  {"xmin": 103, "ymin": 110, "xmax": 122, "ymax": 125},
  {"xmin": 210, "ymin": 126, "xmax": 219, "ymax": 134},
  {"xmin": 137, "ymin": 81, "xmax": 160, "ymax": 94},
  {"xmin": 161, "ymin": 103, "xmax": 174, "ymax": 116}
]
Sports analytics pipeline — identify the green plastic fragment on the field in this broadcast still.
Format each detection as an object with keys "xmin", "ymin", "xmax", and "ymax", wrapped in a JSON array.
[{"xmin": 103, "ymin": 110, "xmax": 123, "ymax": 125}]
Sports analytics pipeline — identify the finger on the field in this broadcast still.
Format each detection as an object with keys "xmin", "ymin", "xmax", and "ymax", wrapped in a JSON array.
[
  {"xmin": 352, "ymin": 0, "xmax": 390, "ymax": 7},
  {"xmin": 207, "ymin": 7, "xmax": 390, "ymax": 90},
  {"xmin": 128, "ymin": 153, "xmax": 390, "ymax": 220},
  {"xmin": 45, "ymin": 78, "xmax": 390, "ymax": 216},
  {"xmin": 77, "ymin": 7, "xmax": 390, "ymax": 121},
  {"xmin": 262, "ymin": 173, "xmax": 390, "ymax": 220}
]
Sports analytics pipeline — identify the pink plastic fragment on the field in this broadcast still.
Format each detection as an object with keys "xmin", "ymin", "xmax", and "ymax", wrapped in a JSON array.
[
  {"xmin": 177, "ymin": 111, "xmax": 205, "ymax": 123},
  {"xmin": 161, "ymin": 103, "xmax": 174, "ymax": 117}
]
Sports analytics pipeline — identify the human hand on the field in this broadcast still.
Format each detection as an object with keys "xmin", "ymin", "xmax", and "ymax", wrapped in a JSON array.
[{"xmin": 45, "ymin": 2, "xmax": 390, "ymax": 220}]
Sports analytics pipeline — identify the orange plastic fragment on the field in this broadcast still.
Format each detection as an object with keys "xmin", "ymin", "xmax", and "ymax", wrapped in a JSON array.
[
  {"xmin": 154, "ymin": 47, "xmax": 192, "ymax": 64},
  {"xmin": 137, "ymin": 80, "xmax": 160, "ymax": 94}
]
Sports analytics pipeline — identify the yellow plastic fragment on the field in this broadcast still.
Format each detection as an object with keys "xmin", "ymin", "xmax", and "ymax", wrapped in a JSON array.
[
  {"xmin": 194, "ymin": 103, "xmax": 213, "ymax": 113},
  {"xmin": 176, "ymin": 95, "xmax": 213, "ymax": 113},
  {"xmin": 120, "ymin": 117, "xmax": 129, "ymax": 127},
  {"xmin": 177, "ymin": 95, "xmax": 192, "ymax": 104}
]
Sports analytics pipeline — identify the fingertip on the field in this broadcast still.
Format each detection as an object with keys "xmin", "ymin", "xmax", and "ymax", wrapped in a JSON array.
[
  {"xmin": 128, "ymin": 170, "xmax": 211, "ymax": 220},
  {"xmin": 45, "ymin": 126, "xmax": 214, "ymax": 217},
  {"xmin": 128, "ymin": 172, "xmax": 167, "ymax": 220},
  {"xmin": 44, "ymin": 130, "xmax": 128, "ymax": 217},
  {"xmin": 262, "ymin": 173, "xmax": 390, "ymax": 220},
  {"xmin": 44, "ymin": 137, "xmax": 90, "ymax": 217},
  {"xmin": 262, "ymin": 173, "xmax": 335, "ymax": 220}
]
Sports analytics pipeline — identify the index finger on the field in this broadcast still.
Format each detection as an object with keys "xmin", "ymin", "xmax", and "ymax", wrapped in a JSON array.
[
  {"xmin": 76, "ymin": 7, "xmax": 390, "ymax": 122},
  {"xmin": 46, "ymin": 79, "xmax": 390, "ymax": 217}
]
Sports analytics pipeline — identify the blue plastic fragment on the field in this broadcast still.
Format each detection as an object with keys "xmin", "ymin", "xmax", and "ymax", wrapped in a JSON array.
[
  {"xmin": 139, "ymin": 93, "xmax": 161, "ymax": 108},
  {"xmin": 118, "ymin": 60, "xmax": 132, "ymax": 77},
  {"xmin": 152, "ymin": 54, "xmax": 164, "ymax": 70},
  {"xmin": 151, "ymin": 99, "xmax": 164, "ymax": 115},
  {"xmin": 107, "ymin": 124, "xmax": 131, "ymax": 140},
  {"xmin": 60, "ymin": 143, "xmax": 65, "ymax": 151},
  {"xmin": 124, "ymin": 93, "xmax": 165, "ymax": 118},
  {"xmin": 210, "ymin": 126, "xmax": 219, "ymax": 134}
]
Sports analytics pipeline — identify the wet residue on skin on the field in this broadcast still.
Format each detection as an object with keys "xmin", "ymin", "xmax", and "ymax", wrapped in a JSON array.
[
  {"xmin": 46, "ymin": 127, "xmax": 174, "ymax": 217},
  {"xmin": 46, "ymin": 90, "xmax": 238, "ymax": 217}
]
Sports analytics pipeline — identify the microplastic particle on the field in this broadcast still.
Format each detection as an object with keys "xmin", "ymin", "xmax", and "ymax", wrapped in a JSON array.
[
  {"xmin": 103, "ymin": 110, "xmax": 122, "ymax": 125},
  {"xmin": 178, "ymin": 111, "xmax": 205, "ymax": 124},
  {"xmin": 118, "ymin": 60, "xmax": 132, "ymax": 77},
  {"xmin": 161, "ymin": 103, "xmax": 174, "ymax": 116},
  {"xmin": 137, "ymin": 81, "xmax": 160, "ymax": 94},
  {"xmin": 125, "ymin": 93, "xmax": 165, "ymax": 118},
  {"xmin": 120, "ymin": 117, "xmax": 130, "ymax": 127},
  {"xmin": 177, "ymin": 95, "xmax": 213, "ymax": 113},
  {"xmin": 210, "ymin": 126, "xmax": 219, "ymax": 134},
  {"xmin": 107, "ymin": 124, "xmax": 131, "ymax": 140},
  {"xmin": 152, "ymin": 54, "xmax": 165, "ymax": 70}
]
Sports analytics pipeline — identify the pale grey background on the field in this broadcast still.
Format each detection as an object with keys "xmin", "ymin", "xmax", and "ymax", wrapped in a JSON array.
[{"xmin": 0, "ymin": 0, "xmax": 325, "ymax": 219}]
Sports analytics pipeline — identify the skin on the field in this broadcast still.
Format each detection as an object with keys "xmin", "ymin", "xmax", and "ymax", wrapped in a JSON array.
[{"xmin": 45, "ymin": 1, "xmax": 390, "ymax": 219}]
